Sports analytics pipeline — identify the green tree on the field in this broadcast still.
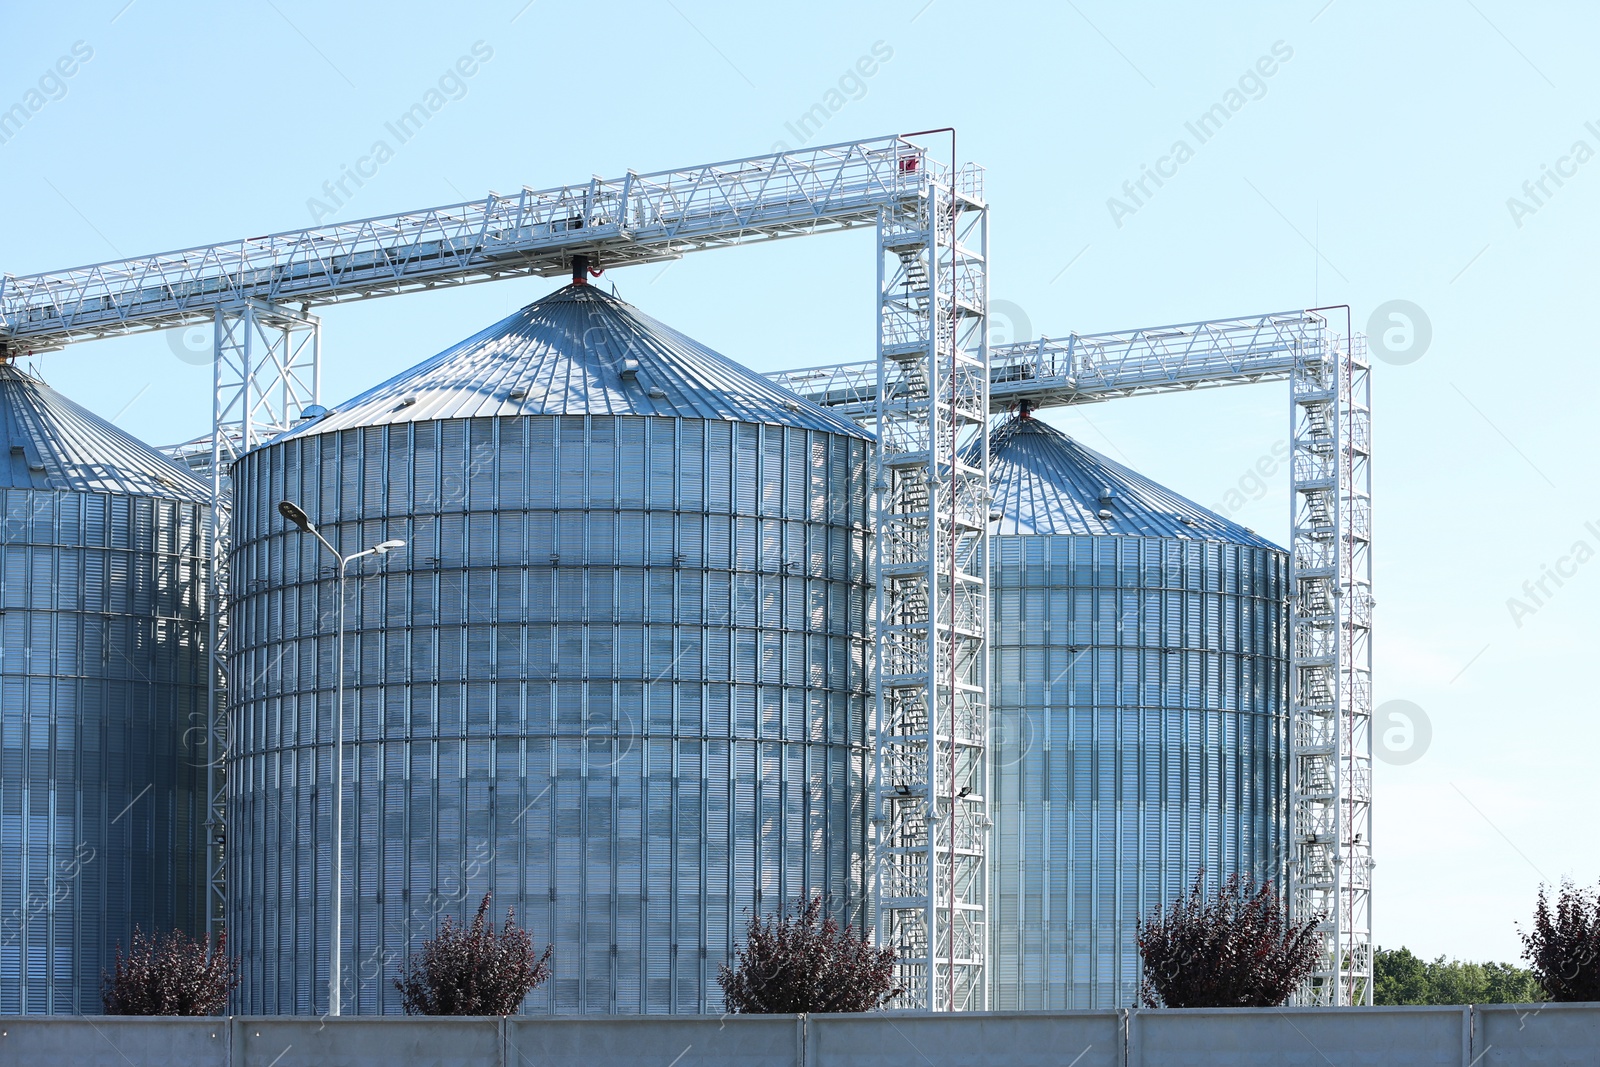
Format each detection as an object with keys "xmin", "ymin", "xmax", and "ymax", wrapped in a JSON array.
[{"xmin": 1374, "ymin": 946, "xmax": 1544, "ymax": 1005}]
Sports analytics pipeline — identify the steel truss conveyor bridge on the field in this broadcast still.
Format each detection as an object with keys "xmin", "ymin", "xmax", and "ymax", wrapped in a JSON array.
[{"xmin": 0, "ymin": 134, "xmax": 1373, "ymax": 1009}]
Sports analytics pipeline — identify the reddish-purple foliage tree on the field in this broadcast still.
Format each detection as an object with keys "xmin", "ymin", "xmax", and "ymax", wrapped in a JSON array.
[
  {"xmin": 101, "ymin": 927, "xmax": 239, "ymax": 1015},
  {"xmin": 1137, "ymin": 874, "xmax": 1323, "ymax": 1008},
  {"xmin": 394, "ymin": 893, "xmax": 552, "ymax": 1015},
  {"xmin": 718, "ymin": 896, "xmax": 902, "ymax": 1013},
  {"xmin": 1519, "ymin": 880, "xmax": 1600, "ymax": 1002}
]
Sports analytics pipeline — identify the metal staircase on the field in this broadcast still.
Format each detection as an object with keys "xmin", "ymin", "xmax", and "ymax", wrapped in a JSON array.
[
  {"xmin": 871, "ymin": 158, "xmax": 990, "ymax": 1011},
  {"xmin": 1288, "ymin": 331, "xmax": 1374, "ymax": 1005}
]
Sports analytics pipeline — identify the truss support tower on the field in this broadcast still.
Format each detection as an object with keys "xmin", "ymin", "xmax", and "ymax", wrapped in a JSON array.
[
  {"xmin": 205, "ymin": 300, "xmax": 321, "ymax": 932},
  {"xmin": 1288, "ymin": 329, "xmax": 1373, "ymax": 1005},
  {"xmin": 870, "ymin": 158, "xmax": 990, "ymax": 1012}
]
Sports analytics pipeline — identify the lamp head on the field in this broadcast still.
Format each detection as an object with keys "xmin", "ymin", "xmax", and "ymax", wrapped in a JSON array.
[
  {"xmin": 374, "ymin": 540, "xmax": 407, "ymax": 554},
  {"xmin": 278, "ymin": 500, "xmax": 314, "ymax": 533}
]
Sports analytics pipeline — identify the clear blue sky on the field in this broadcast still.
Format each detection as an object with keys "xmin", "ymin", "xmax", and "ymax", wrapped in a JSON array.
[{"xmin": 2, "ymin": 0, "xmax": 1593, "ymax": 966}]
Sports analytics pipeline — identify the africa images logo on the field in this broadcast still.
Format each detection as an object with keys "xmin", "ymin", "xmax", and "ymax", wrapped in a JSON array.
[
  {"xmin": 306, "ymin": 42, "xmax": 495, "ymax": 223},
  {"xmin": 1106, "ymin": 41, "xmax": 1293, "ymax": 228}
]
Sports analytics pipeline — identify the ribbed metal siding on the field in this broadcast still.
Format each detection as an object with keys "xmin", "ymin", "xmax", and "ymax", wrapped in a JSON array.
[
  {"xmin": 228, "ymin": 414, "xmax": 872, "ymax": 1015},
  {"xmin": 987, "ymin": 533, "xmax": 1287, "ymax": 1010},
  {"xmin": 0, "ymin": 488, "xmax": 210, "ymax": 1013}
]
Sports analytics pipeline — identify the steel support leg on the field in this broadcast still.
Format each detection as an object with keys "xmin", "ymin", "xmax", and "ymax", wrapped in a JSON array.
[
  {"xmin": 206, "ymin": 300, "xmax": 320, "ymax": 935},
  {"xmin": 1288, "ymin": 327, "xmax": 1372, "ymax": 1005},
  {"xmin": 870, "ymin": 151, "xmax": 990, "ymax": 1012}
]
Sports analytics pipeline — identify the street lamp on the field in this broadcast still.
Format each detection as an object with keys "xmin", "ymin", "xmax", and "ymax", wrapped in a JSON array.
[{"xmin": 278, "ymin": 500, "xmax": 405, "ymax": 1017}]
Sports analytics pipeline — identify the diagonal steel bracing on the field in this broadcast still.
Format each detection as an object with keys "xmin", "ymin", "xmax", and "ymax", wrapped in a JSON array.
[
  {"xmin": 769, "ymin": 310, "xmax": 1325, "ymax": 415},
  {"xmin": 0, "ymin": 138, "xmax": 928, "ymax": 351},
  {"xmin": 1287, "ymin": 331, "xmax": 1373, "ymax": 1005},
  {"xmin": 204, "ymin": 301, "xmax": 320, "ymax": 933},
  {"xmin": 869, "ymin": 160, "xmax": 990, "ymax": 1011}
]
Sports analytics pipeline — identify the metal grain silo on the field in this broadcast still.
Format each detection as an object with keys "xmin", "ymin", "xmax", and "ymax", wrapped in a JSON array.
[
  {"xmin": 0, "ymin": 364, "xmax": 211, "ymax": 1013},
  {"xmin": 227, "ymin": 281, "xmax": 873, "ymax": 1015},
  {"xmin": 983, "ymin": 414, "xmax": 1287, "ymax": 1010}
]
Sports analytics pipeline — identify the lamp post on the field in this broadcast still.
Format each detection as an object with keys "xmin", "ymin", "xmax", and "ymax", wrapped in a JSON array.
[{"xmin": 278, "ymin": 499, "xmax": 405, "ymax": 1017}]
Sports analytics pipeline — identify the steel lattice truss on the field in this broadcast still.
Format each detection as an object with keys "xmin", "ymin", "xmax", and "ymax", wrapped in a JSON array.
[
  {"xmin": 1288, "ymin": 334, "xmax": 1374, "ymax": 1005},
  {"xmin": 868, "ymin": 166, "xmax": 991, "ymax": 1011},
  {"xmin": 769, "ymin": 310, "xmax": 1323, "ymax": 415},
  {"xmin": 0, "ymin": 133, "xmax": 1372, "ymax": 1007},
  {"xmin": 202, "ymin": 303, "xmax": 320, "ymax": 930},
  {"xmin": 0, "ymin": 137, "xmax": 922, "ymax": 351}
]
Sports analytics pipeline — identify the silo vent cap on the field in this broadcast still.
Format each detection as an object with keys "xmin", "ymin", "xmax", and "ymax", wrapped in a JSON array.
[
  {"xmin": 1097, "ymin": 508, "xmax": 1113, "ymax": 520},
  {"xmin": 507, "ymin": 389, "xmax": 528, "ymax": 401},
  {"xmin": 1098, "ymin": 486, "xmax": 1115, "ymax": 504},
  {"xmin": 397, "ymin": 396, "xmax": 417, "ymax": 409},
  {"xmin": 647, "ymin": 386, "xmax": 667, "ymax": 399},
  {"xmin": 619, "ymin": 358, "xmax": 640, "ymax": 380}
]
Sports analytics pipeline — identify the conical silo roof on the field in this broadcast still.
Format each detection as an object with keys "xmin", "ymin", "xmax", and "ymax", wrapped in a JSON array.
[
  {"xmin": 0, "ymin": 364, "xmax": 209, "ymax": 501},
  {"xmin": 280, "ymin": 283, "xmax": 870, "ymax": 440},
  {"xmin": 983, "ymin": 415, "xmax": 1277, "ymax": 548}
]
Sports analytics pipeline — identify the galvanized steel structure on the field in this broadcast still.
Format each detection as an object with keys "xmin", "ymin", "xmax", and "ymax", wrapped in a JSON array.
[
  {"xmin": 0, "ymin": 364, "xmax": 211, "ymax": 1012},
  {"xmin": 869, "ymin": 155, "xmax": 991, "ymax": 1012},
  {"xmin": 0, "ymin": 133, "xmax": 1374, "ymax": 1007},
  {"xmin": 225, "ymin": 284, "xmax": 874, "ymax": 1014},
  {"xmin": 1287, "ymin": 332, "xmax": 1373, "ymax": 1005},
  {"xmin": 779, "ymin": 311, "xmax": 1374, "ymax": 1004},
  {"xmin": 978, "ymin": 417, "xmax": 1286, "ymax": 1008}
]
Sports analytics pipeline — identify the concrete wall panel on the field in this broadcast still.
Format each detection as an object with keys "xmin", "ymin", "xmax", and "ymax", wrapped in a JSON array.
[{"xmin": 806, "ymin": 1011, "xmax": 1124, "ymax": 1067}]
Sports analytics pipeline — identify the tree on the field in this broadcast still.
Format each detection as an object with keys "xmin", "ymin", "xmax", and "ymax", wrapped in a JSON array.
[
  {"xmin": 1520, "ymin": 880, "xmax": 1600, "ymax": 1002},
  {"xmin": 394, "ymin": 893, "xmax": 552, "ymax": 1015},
  {"xmin": 101, "ymin": 927, "xmax": 239, "ymax": 1015},
  {"xmin": 1374, "ymin": 946, "xmax": 1544, "ymax": 1005},
  {"xmin": 1137, "ymin": 874, "xmax": 1322, "ymax": 1008},
  {"xmin": 718, "ymin": 896, "xmax": 901, "ymax": 1013}
]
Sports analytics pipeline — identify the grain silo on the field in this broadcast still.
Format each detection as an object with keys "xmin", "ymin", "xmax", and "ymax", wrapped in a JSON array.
[
  {"xmin": 983, "ymin": 413, "xmax": 1287, "ymax": 1010},
  {"xmin": 0, "ymin": 364, "xmax": 211, "ymax": 1013},
  {"xmin": 227, "ymin": 279, "xmax": 874, "ymax": 1015}
]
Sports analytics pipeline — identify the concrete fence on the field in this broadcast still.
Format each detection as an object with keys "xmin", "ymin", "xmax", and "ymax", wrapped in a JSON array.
[{"xmin": 0, "ymin": 1005, "xmax": 1596, "ymax": 1066}]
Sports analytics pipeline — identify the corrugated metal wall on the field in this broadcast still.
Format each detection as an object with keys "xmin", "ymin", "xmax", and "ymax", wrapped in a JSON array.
[
  {"xmin": 227, "ymin": 414, "xmax": 873, "ymax": 1015},
  {"xmin": 0, "ymin": 488, "xmax": 210, "ymax": 1013},
  {"xmin": 987, "ymin": 534, "xmax": 1288, "ymax": 1010}
]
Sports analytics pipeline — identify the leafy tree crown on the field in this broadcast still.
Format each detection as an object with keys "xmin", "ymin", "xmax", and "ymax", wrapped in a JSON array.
[
  {"xmin": 394, "ymin": 892, "xmax": 553, "ymax": 1015},
  {"xmin": 1519, "ymin": 880, "xmax": 1600, "ymax": 1002},
  {"xmin": 718, "ymin": 896, "xmax": 901, "ymax": 1013},
  {"xmin": 1137, "ymin": 873, "xmax": 1322, "ymax": 1008},
  {"xmin": 101, "ymin": 927, "xmax": 239, "ymax": 1016}
]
